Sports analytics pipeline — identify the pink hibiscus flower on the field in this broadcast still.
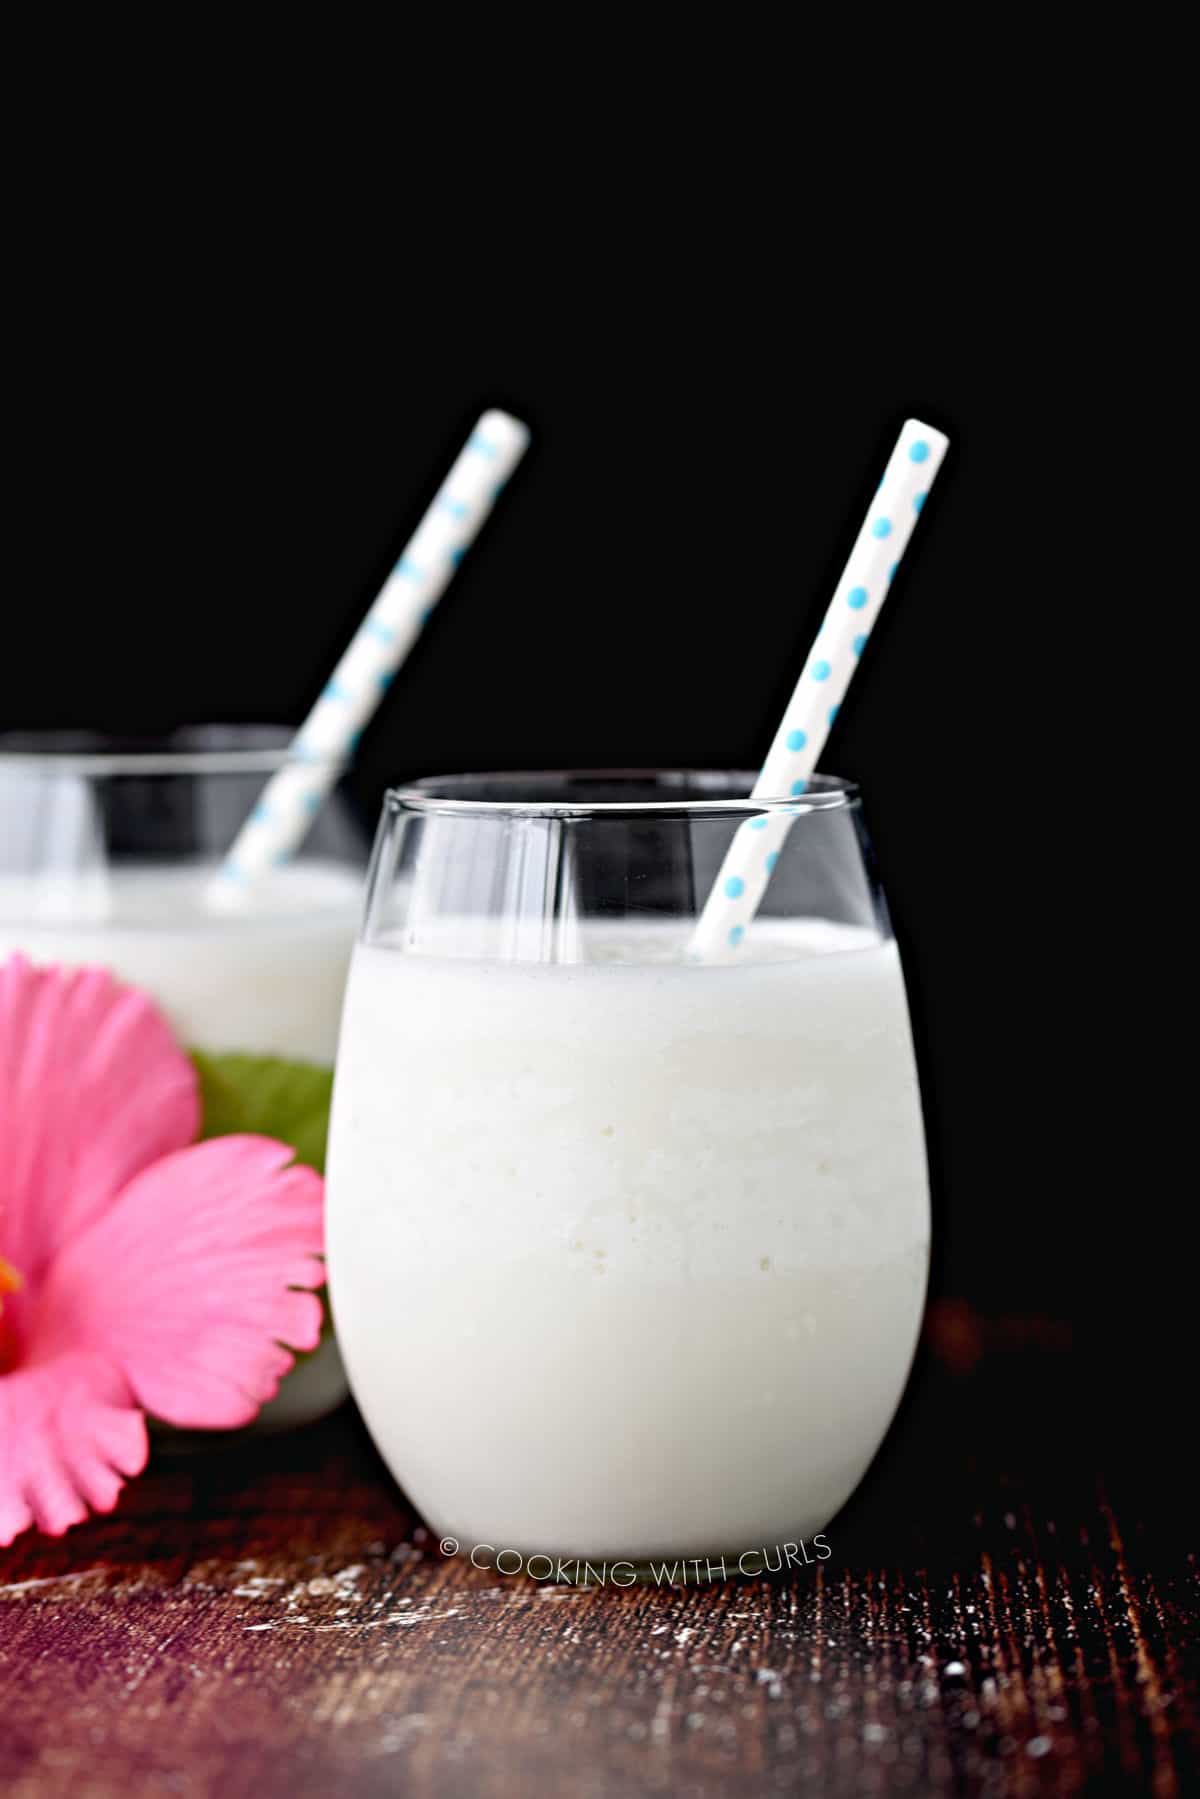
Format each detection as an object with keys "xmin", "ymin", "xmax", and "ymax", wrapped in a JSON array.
[{"xmin": 0, "ymin": 955, "xmax": 325, "ymax": 1546}]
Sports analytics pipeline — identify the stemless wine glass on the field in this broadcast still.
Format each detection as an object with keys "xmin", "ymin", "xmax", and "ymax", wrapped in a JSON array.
[
  {"xmin": 327, "ymin": 771, "xmax": 930, "ymax": 1574},
  {"xmin": 0, "ymin": 726, "xmax": 371, "ymax": 1430}
]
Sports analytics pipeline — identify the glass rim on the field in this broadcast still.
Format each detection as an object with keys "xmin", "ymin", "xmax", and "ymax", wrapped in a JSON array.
[
  {"xmin": 0, "ymin": 726, "xmax": 348, "ymax": 779},
  {"xmin": 384, "ymin": 769, "xmax": 861, "ymax": 819}
]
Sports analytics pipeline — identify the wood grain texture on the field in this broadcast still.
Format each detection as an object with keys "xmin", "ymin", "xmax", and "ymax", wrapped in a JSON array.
[{"xmin": 1, "ymin": 1328, "xmax": 1196, "ymax": 1798}]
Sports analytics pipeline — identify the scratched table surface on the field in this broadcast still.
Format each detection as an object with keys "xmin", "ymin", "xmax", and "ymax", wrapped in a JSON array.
[{"xmin": 1, "ymin": 1309, "xmax": 1196, "ymax": 1799}]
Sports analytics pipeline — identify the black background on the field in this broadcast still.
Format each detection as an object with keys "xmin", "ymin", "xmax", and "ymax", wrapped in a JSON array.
[{"xmin": 2, "ymin": 270, "xmax": 1170, "ymax": 1433}]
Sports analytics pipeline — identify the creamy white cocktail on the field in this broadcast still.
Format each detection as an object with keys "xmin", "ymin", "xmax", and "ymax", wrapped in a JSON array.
[
  {"xmin": 332, "ymin": 417, "xmax": 945, "ymax": 1547},
  {"xmin": 329, "ymin": 902, "xmax": 929, "ymax": 1563},
  {"xmin": 0, "ymin": 735, "xmax": 367, "ymax": 1428},
  {"xmin": 0, "ymin": 861, "xmax": 362, "ymax": 1062}
]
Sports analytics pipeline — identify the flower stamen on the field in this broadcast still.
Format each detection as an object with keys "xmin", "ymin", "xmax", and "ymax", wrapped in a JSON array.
[{"xmin": 0, "ymin": 1256, "xmax": 21, "ymax": 1372}]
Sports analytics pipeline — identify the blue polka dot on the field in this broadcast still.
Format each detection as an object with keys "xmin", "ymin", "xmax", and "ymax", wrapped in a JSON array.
[
  {"xmin": 396, "ymin": 556, "xmax": 425, "ymax": 580},
  {"xmin": 302, "ymin": 792, "xmax": 322, "ymax": 815},
  {"xmin": 438, "ymin": 496, "xmax": 469, "ymax": 520},
  {"xmin": 765, "ymin": 850, "xmax": 778, "ymax": 873},
  {"xmin": 889, "ymin": 562, "xmax": 899, "ymax": 581},
  {"xmin": 750, "ymin": 816, "xmax": 768, "ymax": 830},
  {"xmin": 913, "ymin": 492, "xmax": 926, "ymax": 513},
  {"xmin": 347, "ymin": 729, "xmax": 363, "ymax": 751},
  {"xmin": 871, "ymin": 517, "xmax": 892, "ymax": 539},
  {"xmin": 366, "ymin": 619, "xmax": 395, "ymax": 644},
  {"xmin": 828, "ymin": 704, "xmax": 840, "ymax": 727},
  {"xmin": 853, "ymin": 634, "xmax": 867, "ymax": 657},
  {"xmin": 449, "ymin": 546, "xmax": 466, "ymax": 565},
  {"xmin": 728, "ymin": 925, "xmax": 744, "ymax": 948},
  {"xmin": 909, "ymin": 440, "xmax": 930, "ymax": 463},
  {"xmin": 418, "ymin": 605, "xmax": 435, "ymax": 624},
  {"xmin": 470, "ymin": 433, "xmax": 499, "ymax": 459},
  {"xmin": 251, "ymin": 802, "xmax": 271, "ymax": 824},
  {"xmin": 811, "ymin": 660, "xmax": 831, "ymax": 682},
  {"xmin": 786, "ymin": 728, "xmax": 808, "ymax": 751},
  {"xmin": 724, "ymin": 876, "xmax": 745, "ymax": 899},
  {"xmin": 323, "ymin": 679, "xmax": 349, "ymax": 703},
  {"xmin": 847, "ymin": 586, "xmax": 868, "ymax": 610},
  {"xmin": 378, "ymin": 671, "xmax": 394, "ymax": 692},
  {"xmin": 791, "ymin": 778, "xmax": 807, "ymax": 796}
]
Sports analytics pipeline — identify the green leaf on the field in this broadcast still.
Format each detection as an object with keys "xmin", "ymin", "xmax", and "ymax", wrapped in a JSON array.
[{"xmin": 189, "ymin": 1050, "xmax": 335, "ymax": 1175}]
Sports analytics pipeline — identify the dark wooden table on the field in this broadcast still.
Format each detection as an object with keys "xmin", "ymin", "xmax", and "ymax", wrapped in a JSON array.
[{"xmin": 2, "ymin": 1308, "xmax": 1196, "ymax": 1797}]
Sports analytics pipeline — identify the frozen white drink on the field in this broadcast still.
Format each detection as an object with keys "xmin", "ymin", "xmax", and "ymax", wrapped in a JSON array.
[{"xmin": 328, "ymin": 918, "xmax": 929, "ymax": 1563}]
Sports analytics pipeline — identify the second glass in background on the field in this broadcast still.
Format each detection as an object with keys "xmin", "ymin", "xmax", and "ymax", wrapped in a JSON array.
[{"xmin": 0, "ymin": 727, "xmax": 370, "ymax": 1428}]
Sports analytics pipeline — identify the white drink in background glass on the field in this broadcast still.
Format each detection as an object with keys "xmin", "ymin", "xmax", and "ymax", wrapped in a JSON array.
[
  {"xmin": 328, "ymin": 771, "xmax": 930, "ymax": 1568},
  {"xmin": 0, "ymin": 861, "xmax": 362, "ymax": 1061},
  {"xmin": 0, "ymin": 732, "xmax": 369, "ymax": 1430}
]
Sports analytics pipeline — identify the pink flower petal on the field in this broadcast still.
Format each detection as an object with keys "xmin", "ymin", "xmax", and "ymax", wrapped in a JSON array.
[
  {"xmin": 0, "ymin": 957, "xmax": 199, "ymax": 1283},
  {"xmin": 36, "ymin": 1136, "xmax": 325, "ymax": 1431},
  {"xmin": 0, "ymin": 1347, "xmax": 147, "ymax": 1545}
]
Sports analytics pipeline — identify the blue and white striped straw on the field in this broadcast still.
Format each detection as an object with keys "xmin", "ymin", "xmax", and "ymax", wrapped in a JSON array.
[
  {"xmin": 689, "ymin": 417, "xmax": 949, "ymax": 960},
  {"xmin": 208, "ymin": 409, "xmax": 530, "ymax": 904}
]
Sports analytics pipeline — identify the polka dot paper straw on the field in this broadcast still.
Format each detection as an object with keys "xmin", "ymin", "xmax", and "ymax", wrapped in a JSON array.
[
  {"xmin": 689, "ymin": 417, "xmax": 949, "ymax": 960},
  {"xmin": 208, "ymin": 409, "xmax": 530, "ymax": 905}
]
